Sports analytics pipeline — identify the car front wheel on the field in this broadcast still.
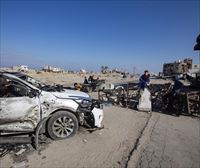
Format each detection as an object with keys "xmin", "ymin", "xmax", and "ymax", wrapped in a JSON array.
[{"xmin": 47, "ymin": 111, "xmax": 78, "ymax": 140}]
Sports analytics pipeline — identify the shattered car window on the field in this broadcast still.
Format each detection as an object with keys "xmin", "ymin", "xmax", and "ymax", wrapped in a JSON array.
[
  {"xmin": 0, "ymin": 76, "xmax": 29, "ymax": 97},
  {"xmin": 26, "ymin": 76, "xmax": 44, "ymax": 88},
  {"xmin": 0, "ymin": 76, "xmax": 8, "ymax": 97},
  {"xmin": 24, "ymin": 76, "xmax": 64, "ymax": 92}
]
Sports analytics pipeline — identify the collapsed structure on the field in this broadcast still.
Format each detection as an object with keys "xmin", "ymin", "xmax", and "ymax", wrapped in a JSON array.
[
  {"xmin": 162, "ymin": 58, "xmax": 200, "ymax": 77},
  {"xmin": 163, "ymin": 58, "xmax": 193, "ymax": 76}
]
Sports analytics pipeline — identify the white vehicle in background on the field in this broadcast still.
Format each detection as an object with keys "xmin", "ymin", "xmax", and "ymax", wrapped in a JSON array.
[{"xmin": 0, "ymin": 72, "xmax": 103, "ymax": 145}]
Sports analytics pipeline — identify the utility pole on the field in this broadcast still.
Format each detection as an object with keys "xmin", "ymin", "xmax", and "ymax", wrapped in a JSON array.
[{"xmin": 133, "ymin": 66, "xmax": 136, "ymax": 75}]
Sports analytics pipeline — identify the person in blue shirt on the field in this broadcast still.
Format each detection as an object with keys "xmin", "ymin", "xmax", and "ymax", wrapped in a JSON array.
[{"xmin": 139, "ymin": 70, "xmax": 150, "ymax": 90}]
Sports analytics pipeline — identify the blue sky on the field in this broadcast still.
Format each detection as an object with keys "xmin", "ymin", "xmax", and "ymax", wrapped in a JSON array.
[{"xmin": 0, "ymin": 0, "xmax": 199, "ymax": 73}]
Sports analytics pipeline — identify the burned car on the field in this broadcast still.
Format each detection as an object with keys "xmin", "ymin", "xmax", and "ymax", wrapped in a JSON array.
[
  {"xmin": 0, "ymin": 73, "xmax": 103, "ymax": 144},
  {"xmin": 6, "ymin": 72, "xmax": 68, "ymax": 92}
]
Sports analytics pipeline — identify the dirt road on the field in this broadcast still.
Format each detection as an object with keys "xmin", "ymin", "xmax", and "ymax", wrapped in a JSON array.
[
  {"xmin": 0, "ymin": 107, "xmax": 150, "ymax": 168},
  {"xmin": 0, "ymin": 108, "xmax": 199, "ymax": 168},
  {"xmin": 128, "ymin": 113, "xmax": 200, "ymax": 168}
]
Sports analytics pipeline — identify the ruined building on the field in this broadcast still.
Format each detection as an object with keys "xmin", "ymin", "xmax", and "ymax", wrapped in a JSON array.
[{"xmin": 163, "ymin": 58, "xmax": 193, "ymax": 76}]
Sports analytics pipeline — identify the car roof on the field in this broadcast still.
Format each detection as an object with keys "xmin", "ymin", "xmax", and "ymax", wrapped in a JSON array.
[
  {"xmin": 2, "ymin": 72, "xmax": 27, "ymax": 78},
  {"xmin": 1, "ymin": 72, "xmax": 39, "ymax": 90}
]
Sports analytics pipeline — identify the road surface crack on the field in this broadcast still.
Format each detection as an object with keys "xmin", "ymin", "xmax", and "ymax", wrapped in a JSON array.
[{"xmin": 124, "ymin": 113, "xmax": 152, "ymax": 168}]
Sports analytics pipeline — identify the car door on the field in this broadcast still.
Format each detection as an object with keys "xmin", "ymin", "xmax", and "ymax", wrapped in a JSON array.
[{"xmin": 0, "ymin": 75, "xmax": 41, "ymax": 132}]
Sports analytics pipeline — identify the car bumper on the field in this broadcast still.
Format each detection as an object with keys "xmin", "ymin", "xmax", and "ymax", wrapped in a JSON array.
[{"xmin": 91, "ymin": 107, "xmax": 104, "ymax": 128}]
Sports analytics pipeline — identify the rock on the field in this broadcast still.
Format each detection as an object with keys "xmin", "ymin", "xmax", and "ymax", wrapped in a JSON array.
[
  {"xmin": 11, "ymin": 161, "xmax": 26, "ymax": 168},
  {"xmin": 83, "ymin": 139, "xmax": 88, "ymax": 143},
  {"xmin": 15, "ymin": 148, "xmax": 26, "ymax": 156}
]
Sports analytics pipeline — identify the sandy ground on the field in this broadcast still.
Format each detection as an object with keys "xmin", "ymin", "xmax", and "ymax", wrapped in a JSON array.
[
  {"xmin": 28, "ymin": 71, "xmax": 172, "ymax": 85},
  {"xmin": 0, "ymin": 71, "xmax": 199, "ymax": 168},
  {"xmin": 1, "ymin": 108, "xmax": 199, "ymax": 168},
  {"xmin": 128, "ymin": 113, "xmax": 200, "ymax": 168},
  {"xmin": 1, "ymin": 69, "xmax": 170, "ymax": 86},
  {"xmin": 27, "ymin": 71, "xmax": 136, "ymax": 86},
  {"xmin": 0, "ymin": 106, "xmax": 150, "ymax": 168}
]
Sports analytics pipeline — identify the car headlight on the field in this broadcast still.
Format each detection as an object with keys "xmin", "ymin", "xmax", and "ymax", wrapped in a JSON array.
[{"xmin": 81, "ymin": 99, "xmax": 91, "ymax": 105}]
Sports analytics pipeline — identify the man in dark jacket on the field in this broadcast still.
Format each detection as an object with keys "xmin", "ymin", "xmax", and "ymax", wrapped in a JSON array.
[
  {"xmin": 84, "ymin": 77, "xmax": 88, "ymax": 84},
  {"xmin": 163, "ymin": 75, "xmax": 184, "ymax": 116},
  {"xmin": 139, "ymin": 70, "xmax": 150, "ymax": 90}
]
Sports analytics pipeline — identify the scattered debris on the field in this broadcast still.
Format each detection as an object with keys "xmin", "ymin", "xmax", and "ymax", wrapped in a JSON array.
[
  {"xmin": 98, "ymin": 82, "xmax": 139, "ymax": 108},
  {"xmin": 0, "ymin": 144, "xmax": 33, "ymax": 158},
  {"xmin": 11, "ymin": 161, "xmax": 27, "ymax": 168},
  {"xmin": 83, "ymin": 139, "xmax": 88, "ymax": 143},
  {"xmin": 15, "ymin": 148, "xmax": 26, "ymax": 156},
  {"xmin": 0, "ymin": 145, "xmax": 14, "ymax": 158}
]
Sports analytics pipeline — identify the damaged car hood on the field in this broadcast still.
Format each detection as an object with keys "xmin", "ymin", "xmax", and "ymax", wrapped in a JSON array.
[{"xmin": 52, "ymin": 89, "xmax": 91, "ymax": 100}]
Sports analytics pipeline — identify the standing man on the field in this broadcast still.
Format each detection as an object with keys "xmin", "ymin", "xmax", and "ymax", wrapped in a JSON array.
[
  {"xmin": 163, "ymin": 75, "xmax": 184, "ymax": 116},
  {"xmin": 137, "ymin": 70, "xmax": 151, "ymax": 112},
  {"xmin": 84, "ymin": 76, "xmax": 88, "ymax": 84},
  {"xmin": 139, "ymin": 70, "xmax": 150, "ymax": 90}
]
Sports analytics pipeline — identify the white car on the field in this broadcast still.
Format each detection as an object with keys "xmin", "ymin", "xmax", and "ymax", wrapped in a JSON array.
[{"xmin": 0, "ymin": 73, "xmax": 103, "ymax": 141}]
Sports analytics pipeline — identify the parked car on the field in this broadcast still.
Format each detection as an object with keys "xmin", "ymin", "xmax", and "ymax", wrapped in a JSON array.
[{"xmin": 0, "ymin": 72, "xmax": 103, "ymax": 141}]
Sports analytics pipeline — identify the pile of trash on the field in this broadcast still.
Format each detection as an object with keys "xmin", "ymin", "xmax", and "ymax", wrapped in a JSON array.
[{"xmin": 0, "ymin": 144, "xmax": 33, "ymax": 158}]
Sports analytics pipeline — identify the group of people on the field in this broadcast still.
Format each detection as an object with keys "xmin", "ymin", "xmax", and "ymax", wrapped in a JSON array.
[
  {"xmin": 83, "ymin": 75, "xmax": 99, "ymax": 84},
  {"xmin": 74, "ymin": 76, "xmax": 100, "ymax": 91},
  {"xmin": 74, "ymin": 69, "xmax": 186, "ymax": 116},
  {"xmin": 138, "ymin": 70, "xmax": 187, "ymax": 116}
]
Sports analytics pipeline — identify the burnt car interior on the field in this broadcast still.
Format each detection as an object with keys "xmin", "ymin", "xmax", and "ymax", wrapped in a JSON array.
[
  {"xmin": 4, "ymin": 72, "xmax": 66, "ymax": 92},
  {"xmin": 0, "ymin": 76, "xmax": 30, "ymax": 98}
]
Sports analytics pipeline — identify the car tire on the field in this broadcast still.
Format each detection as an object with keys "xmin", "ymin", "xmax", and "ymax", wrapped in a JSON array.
[{"xmin": 47, "ymin": 111, "xmax": 78, "ymax": 140}]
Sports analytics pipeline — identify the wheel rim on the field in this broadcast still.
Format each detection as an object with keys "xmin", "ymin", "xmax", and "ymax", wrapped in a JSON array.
[{"xmin": 52, "ymin": 116, "xmax": 75, "ymax": 138}]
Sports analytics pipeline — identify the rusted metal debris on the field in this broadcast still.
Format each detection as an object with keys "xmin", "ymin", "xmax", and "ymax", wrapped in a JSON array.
[
  {"xmin": 98, "ymin": 82, "xmax": 141, "ymax": 109},
  {"xmin": 186, "ymin": 91, "xmax": 200, "ymax": 115},
  {"xmin": 151, "ymin": 84, "xmax": 200, "ymax": 116},
  {"xmin": 98, "ymin": 82, "xmax": 200, "ymax": 116}
]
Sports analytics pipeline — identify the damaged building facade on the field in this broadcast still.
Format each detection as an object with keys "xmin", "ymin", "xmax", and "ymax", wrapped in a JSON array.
[
  {"xmin": 163, "ymin": 58, "xmax": 193, "ymax": 76},
  {"xmin": 43, "ymin": 65, "xmax": 64, "ymax": 73}
]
